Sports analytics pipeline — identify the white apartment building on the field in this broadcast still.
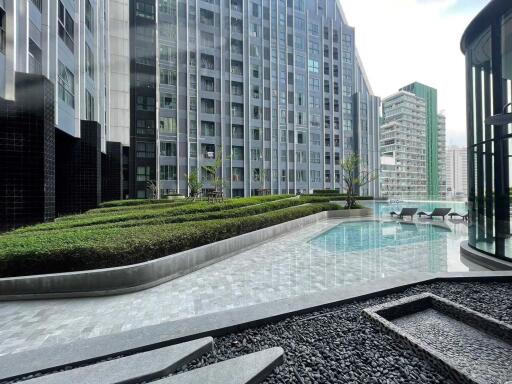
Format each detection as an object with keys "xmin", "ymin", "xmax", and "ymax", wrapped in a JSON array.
[
  {"xmin": 380, "ymin": 91, "xmax": 427, "ymax": 199},
  {"xmin": 438, "ymin": 113, "xmax": 447, "ymax": 198}
]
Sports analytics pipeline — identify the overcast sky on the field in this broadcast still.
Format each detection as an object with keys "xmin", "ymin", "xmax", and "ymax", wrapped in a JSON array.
[{"xmin": 341, "ymin": 0, "xmax": 490, "ymax": 147}]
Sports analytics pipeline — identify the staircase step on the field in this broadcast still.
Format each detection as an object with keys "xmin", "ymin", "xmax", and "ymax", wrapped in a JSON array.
[
  {"xmin": 154, "ymin": 347, "xmax": 284, "ymax": 384},
  {"xmin": 21, "ymin": 337, "xmax": 213, "ymax": 384}
]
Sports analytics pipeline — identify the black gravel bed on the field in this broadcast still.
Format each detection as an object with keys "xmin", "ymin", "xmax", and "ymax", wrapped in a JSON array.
[{"xmin": 174, "ymin": 281, "xmax": 512, "ymax": 384}]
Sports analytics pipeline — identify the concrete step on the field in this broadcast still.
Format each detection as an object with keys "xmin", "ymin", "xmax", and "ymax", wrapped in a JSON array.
[
  {"xmin": 21, "ymin": 337, "xmax": 213, "ymax": 384},
  {"xmin": 154, "ymin": 347, "xmax": 284, "ymax": 384}
]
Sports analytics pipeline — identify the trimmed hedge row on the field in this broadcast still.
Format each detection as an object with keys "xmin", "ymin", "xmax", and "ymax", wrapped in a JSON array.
[
  {"xmin": 87, "ymin": 199, "xmax": 192, "ymax": 215},
  {"xmin": 98, "ymin": 199, "xmax": 174, "ymax": 208},
  {"xmin": 15, "ymin": 195, "xmax": 292, "ymax": 233},
  {"xmin": 299, "ymin": 195, "xmax": 374, "ymax": 203},
  {"xmin": 0, "ymin": 203, "xmax": 338, "ymax": 277},
  {"xmin": 18, "ymin": 198, "xmax": 306, "ymax": 234}
]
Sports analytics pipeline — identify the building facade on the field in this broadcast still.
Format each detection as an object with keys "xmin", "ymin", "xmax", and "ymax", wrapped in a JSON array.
[
  {"xmin": 0, "ymin": 0, "xmax": 124, "ymax": 229},
  {"xmin": 128, "ymin": 0, "xmax": 381, "ymax": 199},
  {"xmin": 380, "ymin": 91, "xmax": 427, "ymax": 199},
  {"xmin": 461, "ymin": 0, "xmax": 512, "ymax": 262},
  {"xmin": 400, "ymin": 82, "xmax": 441, "ymax": 198},
  {"xmin": 445, "ymin": 145, "xmax": 467, "ymax": 200},
  {"xmin": 437, "ymin": 112, "xmax": 447, "ymax": 198}
]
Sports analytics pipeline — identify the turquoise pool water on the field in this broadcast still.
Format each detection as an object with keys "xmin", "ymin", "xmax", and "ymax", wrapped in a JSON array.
[{"xmin": 310, "ymin": 220, "xmax": 451, "ymax": 253}]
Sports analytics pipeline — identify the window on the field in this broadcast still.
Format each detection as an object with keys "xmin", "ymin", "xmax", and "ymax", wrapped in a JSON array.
[
  {"xmin": 160, "ymin": 69, "xmax": 176, "ymax": 85},
  {"xmin": 309, "ymin": 41, "xmax": 319, "ymax": 55},
  {"xmin": 233, "ymin": 167, "xmax": 244, "ymax": 182},
  {"xmin": 200, "ymin": 53, "xmax": 214, "ymax": 70},
  {"xmin": 252, "ymin": 2, "xmax": 259, "ymax": 17},
  {"xmin": 201, "ymin": 31, "xmax": 215, "ymax": 48},
  {"xmin": 28, "ymin": 39, "xmax": 42, "ymax": 74},
  {"xmin": 85, "ymin": 91, "xmax": 94, "ymax": 120},
  {"xmin": 58, "ymin": 61, "xmax": 74, "ymax": 108},
  {"xmin": 252, "ymin": 128, "xmax": 260, "ymax": 140},
  {"xmin": 160, "ymin": 142, "xmax": 177, "ymax": 156},
  {"xmin": 135, "ymin": 1, "xmax": 155, "ymax": 19},
  {"xmin": 136, "ymin": 142, "xmax": 155, "ymax": 158},
  {"xmin": 232, "ymin": 124, "xmax": 244, "ymax": 139},
  {"xmin": 160, "ymin": 117, "xmax": 177, "ymax": 134},
  {"xmin": 251, "ymin": 149, "xmax": 261, "ymax": 161},
  {"xmin": 232, "ymin": 146, "xmax": 244, "ymax": 160},
  {"xmin": 85, "ymin": 0, "xmax": 94, "ymax": 33},
  {"xmin": 0, "ymin": 8, "xmax": 5, "ymax": 54},
  {"xmin": 201, "ymin": 121, "xmax": 215, "ymax": 136},
  {"xmin": 309, "ymin": 77, "xmax": 320, "ymax": 91},
  {"xmin": 201, "ymin": 76, "xmax": 214, "ymax": 91},
  {"xmin": 136, "ymin": 166, "xmax": 151, "ymax": 182},
  {"xmin": 160, "ymin": 94, "xmax": 176, "ymax": 109},
  {"xmin": 201, "ymin": 98, "xmax": 215, "ymax": 114},
  {"xmin": 160, "ymin": 0, "xmax": 175, "ymax": 15},
  {"xmin": 136, "ymin": 120, "xmax": 155, "ymax": 136},
  {"xmin": 85, "ymin": 44, "xmax": 94, "ymax": 80},
  {"xmin": 310, "ymin": 133, "xmax": 320, "ymax": 146},
  {"xmin": 200, "ymin": 9, "xmax": 214, "ymax": 26},
  {"xmin": 308, "ymin": 59, "xmax": 319, "ymax": 73},
  {"xmin": 160, "ymin": 165, "xmax": 177, "ymax": 181},
  {"xmin": 58, "ymin": 2, "xmax": 74, "ymax": 51}
]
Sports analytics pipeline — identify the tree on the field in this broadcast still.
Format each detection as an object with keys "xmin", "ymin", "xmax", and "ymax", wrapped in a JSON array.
[
  {"xmin": 340, "ymin": 154, "xmax": 378, "ymax": 209},
  {"xmin": 186, "ymin": 170, "xmax": 203, "ymax": 200},
  {"xmin": 202, "ymin": 146, "xmax": 227, "ymax": 193},
  {"xmin": 146, "ymin": 180, "xmax": 158, "ymax": 200}
]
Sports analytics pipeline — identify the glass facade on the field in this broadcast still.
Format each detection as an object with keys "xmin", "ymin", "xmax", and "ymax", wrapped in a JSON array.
[{"xmin": 462, "ymin": 0, "xmax": 512, "ymax": 260}]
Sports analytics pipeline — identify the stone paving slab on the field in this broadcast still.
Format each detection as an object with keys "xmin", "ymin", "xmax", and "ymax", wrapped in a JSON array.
[
  {"xmin": 13, "ymin": 337, "xmax": 213, "ymax": 384},
  {"xmin": 155, "ymin": 347, "xmax": 284, "ymax": 384}
]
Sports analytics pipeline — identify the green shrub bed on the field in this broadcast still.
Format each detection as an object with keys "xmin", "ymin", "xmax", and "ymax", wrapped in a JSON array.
[
  {"xmin": 299, "ymin": 195, "xmax": 374, "ymax": 203},
  {"xmin": 0, "ymin": 202, "xmax": 338, "ymax": 277},
  {"xmin": 14, "ymin": 195, "xmax": 292, "ymax": 233}
]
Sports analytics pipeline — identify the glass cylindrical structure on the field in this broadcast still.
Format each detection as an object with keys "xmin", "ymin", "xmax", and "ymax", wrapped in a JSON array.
[{"xmin": 461, "ymin": 0, "xmax": 512, "ymax": 261}]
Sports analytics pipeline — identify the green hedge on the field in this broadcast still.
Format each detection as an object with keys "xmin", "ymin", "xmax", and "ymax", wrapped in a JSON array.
[
  {"xmin": 19, "ymin": 198, "xmax": 306, "ymax": 234},
  {"xmin": 15, "ymin": 195, "xmax": 292, "ymax": 233},
  {"xmin": 0, "ymin": 203, "xmax": 338, "ymax": 277},
  {"xmin": 98, "ymin": 199, "xmax": 173, "ymax": 208},
  {"xmin": 299, "ymin": 195, "xmax": 374, "ymax": 203}
]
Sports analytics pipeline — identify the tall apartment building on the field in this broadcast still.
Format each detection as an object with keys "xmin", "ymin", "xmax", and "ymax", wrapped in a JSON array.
[
  {"xmin": 0, "ymin": 0, "xmax": 124, "ymax": 229},
  {"xmin": 380, "ymin": 91, "xmax": 427, "ymax": 198},
  {"xmin": 446, "ymin": 146, "xmax": 468, "ymax": 200},
  {"xmin": 437, "ymin": 112, "xmax": 447, "ymax": 198},
  {"xmin": 400, "ymin": 82, "xmax": 441, "ymax": 198},
  {"xmin": 129, "ymin": 0, "xmax": 381, "ymax": 198}
]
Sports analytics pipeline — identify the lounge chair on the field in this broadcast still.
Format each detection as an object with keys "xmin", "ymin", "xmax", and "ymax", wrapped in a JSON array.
[
  {"xmin": 448, "ymin": 212, "xmax": 469, "ymax": 221},
  {"xmin": 417, "ymin": 208, "xmax": 452, "ymax": 220},
  {"xmin": 390, "ymin": 208, "xmax": 418, "ymax": 220}
]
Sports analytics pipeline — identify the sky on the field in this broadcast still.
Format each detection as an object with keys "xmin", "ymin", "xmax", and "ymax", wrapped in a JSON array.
[{"xmin": 341, "ymin": 0, "xmax": 491, "ymax": 147}]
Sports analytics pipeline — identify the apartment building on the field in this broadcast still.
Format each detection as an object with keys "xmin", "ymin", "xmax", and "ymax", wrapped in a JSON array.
[
  {"xmin": 446, "ymin": 145, "xmax": 468, "ymax": 199},
  {"xmin": 130, "ymin": 0, "xmax": 381, "ymax": 198},
  {"xmin": 380, "ymin": 91, "xmax": 427, "ymax": 199}
]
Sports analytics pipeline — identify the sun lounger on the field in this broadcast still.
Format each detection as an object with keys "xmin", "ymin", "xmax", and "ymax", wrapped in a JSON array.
[
  {"xmin": 390, "ymin": 208, "xmax": 418, "ymax": 220},
  {"xmin": 448, "ymin": 212, "xmax": 469, "ymax": 221},
  {"xmin": 417, "ymin": 208, "xmax": 452, "ymax": 220}
]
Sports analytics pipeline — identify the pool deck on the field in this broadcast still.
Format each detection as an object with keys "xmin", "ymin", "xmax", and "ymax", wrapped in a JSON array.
[{"xmin": 0, "ymin": 215, "xmax": 483, "ymax": 357}]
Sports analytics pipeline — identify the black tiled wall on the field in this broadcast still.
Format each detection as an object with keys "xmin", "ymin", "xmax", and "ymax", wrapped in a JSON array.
[
  {"xmin": 0, "ymin": 73, "xmax": 55, "ymax": 231},
  {"xmin": 102, "ymin": 141, "xmax": 123, "ymax": 202}
]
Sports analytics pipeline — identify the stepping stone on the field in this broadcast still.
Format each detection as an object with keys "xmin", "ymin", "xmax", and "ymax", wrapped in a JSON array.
[
  {"xmin": 155, "ymin": 347, "xmax": 284, "ymax": 384},
  {"xmin": 21, "ymin": 337, "xmax": 213, "ymax": 384}
]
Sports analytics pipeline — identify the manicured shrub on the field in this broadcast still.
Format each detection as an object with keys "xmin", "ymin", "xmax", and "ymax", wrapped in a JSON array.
[
  {"xmin": 0, "ymin": 202, "xmax": 338, "ymax": 277},
  {"xmin": 15, "ymin": 195, "xmax": 293, "ymax": 233},
  {"xmin": 312, "ymin": 189, "xmax": 341, "ymax": 195}
]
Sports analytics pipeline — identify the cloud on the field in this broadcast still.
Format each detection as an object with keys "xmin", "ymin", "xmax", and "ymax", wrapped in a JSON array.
[{"xmin": 340, "ymin": 0, "xmax": 489, "ymax": 146}]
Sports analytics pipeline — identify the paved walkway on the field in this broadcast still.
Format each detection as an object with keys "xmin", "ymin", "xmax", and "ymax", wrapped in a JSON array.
[{"xmin": 0, "ymin": 218, "xmax": 482, "ymax": 356}]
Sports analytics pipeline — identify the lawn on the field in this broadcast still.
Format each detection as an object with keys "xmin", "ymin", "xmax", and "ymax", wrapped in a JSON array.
[{"xmin": 0, "ymin": 195, "xmax": 342, "ymax": 277}]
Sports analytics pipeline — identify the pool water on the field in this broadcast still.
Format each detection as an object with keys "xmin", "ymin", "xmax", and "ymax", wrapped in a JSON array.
[{"xmin": 310, "ymin": 220, "xmax": 451, "ymax": 253}]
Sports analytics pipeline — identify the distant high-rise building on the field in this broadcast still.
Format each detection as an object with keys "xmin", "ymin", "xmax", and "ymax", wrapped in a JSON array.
[
  {"xmin": 380, "ymin": 91, "xmax": 427, "ymax": 198},
  {"xmin": 438, "ymin": 113, "xmax": 447, "ymax": 198},
  {"xmin": 446, "ymin": 146, "xmax": 468, "ymax": 199},
  {"xmin": 400, "ymin": 82, "xmax": 441, "ymax": 198}
]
